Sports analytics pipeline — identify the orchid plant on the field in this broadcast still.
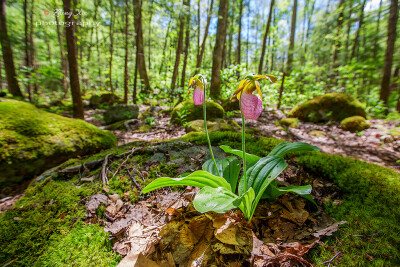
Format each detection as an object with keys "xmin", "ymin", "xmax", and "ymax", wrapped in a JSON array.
[{"xmin": 142, "ymin": 74, "xmax": 319, "ymax": 221}]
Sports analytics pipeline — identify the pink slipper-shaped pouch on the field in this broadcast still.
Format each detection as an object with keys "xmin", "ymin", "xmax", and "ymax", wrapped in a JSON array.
[
  {"xmin": 193, "ymin": 87, "xmax": 204, "ymax": 105},
  {"xmin": 241, "ymin": 92, "xmax": 262, "ymax": 120}
]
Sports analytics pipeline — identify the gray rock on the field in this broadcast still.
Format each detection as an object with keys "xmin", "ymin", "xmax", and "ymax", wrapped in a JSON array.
[
  {"xmin": 89, "ymin": 93, "xmax": 121, "ymax": 108},
  {"xmin": 103, "ymin": 104, "xmax": 139, "ymax": 124}
]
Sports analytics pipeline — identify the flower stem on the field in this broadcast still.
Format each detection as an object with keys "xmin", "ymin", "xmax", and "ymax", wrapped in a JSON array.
[
  {"xmin": 203, "ymin": 86, "xmax": 220, "ymax": 176},
  {"xmin": 240, "ymin": 101, "xmax": 247, "ymax": 190}
]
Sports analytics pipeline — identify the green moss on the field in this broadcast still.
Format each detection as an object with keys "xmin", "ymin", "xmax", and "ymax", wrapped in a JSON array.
[
  {"xmin": 288, "ymin": 93, "xmax": 366, "ymax": 122},
  {"xmin": 182, "ymin": 131, "xmax": 400, "ymax": 265},
  {"xmin": 186, "ymin": 119, "xmax": 240, "ymax": 133},
  {"xmin": 139, "ymin": 124, "xmax": 152, "ymax": 132},
  {"xmin": 106, "ymin": 120, "xmax": 128, "ymax": 130},
  {"xmin": 279, "ymin": 118, "xmax": 299, "ymax": 128},
  {"xmin": 340, "ymin": 116, "xmax": 371, "ymax": 132},
  {"xmin": 0, "ymin": 99, "xmax": 117, "ymax": 186},
  {"xmin": 308, "ymin": 130, "xmax": 326, "ymax": 137},
  {"xmin": 171, "ymin": 99, "xmax": 225, "ymax": 124}
]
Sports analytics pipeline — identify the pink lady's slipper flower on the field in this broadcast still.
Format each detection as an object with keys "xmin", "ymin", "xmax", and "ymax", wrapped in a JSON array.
[
  {"xmin": 231, "ymin": 74, "xmax": 277, "ymax": 120},
  {"xmin": 188, "ymin": 75, "xmax": 207, "ymax": 105}
]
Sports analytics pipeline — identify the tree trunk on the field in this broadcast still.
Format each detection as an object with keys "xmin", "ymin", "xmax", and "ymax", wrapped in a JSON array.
[
  {"xmin": 108, "ymin": 0, "xmax": 114, "ymax": 93},
  {"xmin": 95, "ymin": 0, "xmax": 103, "ymax": 89},
  {"xmin": 303, "ymin": 0, "xmax": 315, "ymax": 54},
  {"xmin": 54, "ymin": 5, "xmax": 69, "ymax": 96},
  {"xmin": 24, "ymin": 0, "xmax": 32, "ymax": 101},
  {"xmin": 277, "ymin": 72, "xmax": 286, "ymax": 109},
  {"xmin": 258, "ymin": 0, "xmax": 274, "ymax": 73},
  {"xmin": 133, "ymin": 0, "xmax": 151, "ymax": 92},
  {"xmin": 345, "ymin": 0, "xmax": 353, "ymax": 63},
  {"xmin": 170, "ymin": 0, "xmax": 186, "ymax": 91},
  {"xmin": 380, "ymin": 0, "xmax": 398, "ymax": 107},
  {"xmin": 148, "ymin": 0, "xmax": 153, "ymax": 71},
  {"xmin": 87, "ymin": 0, "xmax": 100, "ymax": 63},
  {"xmin": 286, "ymin": 0, "xmax": 297, "ymax": 73},
  {"xmin": 373, "ymin": 0, "xmax": 383, "ymax": 57},
  {"xmin": 332, "ymin": 0, "xmax": 345, "ymax": 69},
  {"xmin": 63, "ymin": 0, "xmax": 84, "ymax": 119},
  {"xmin": 209, "ymin": 0, "xmax": 229, "ymax": 99},
  {"xmin": 159, "ymin": 16, "xmax": 171, "ymax": 75},
  {"xmin": 0, "ymin": 57, "xmax": 3, "ymax": 91},
  {"xmin": 123, "ymin": 0, "xmax": 129, "ymax": 104},
  {"xmin": 0, "ymin": 0, "xmax": 23, "ymax": 97},
  {"xmin": 237, "ymin": 0, "xmax": 243, "ymax": 65},
  {"xmin": 350, "ymin": 0, "xmax": 366, "ymax": 62},
  {"xmin": 195, "ymin": 0, "xmax": 214, "ymax": 73},
  {"xmin": 29, "ymin": 0, "xmax": 38, "ymax": 94},
  {"xmin": 196, "ymin": 0, "xmax": 200, "ymax": 60},
  {"xmin": 181, "ymin": 0, "xmax": 191, "ymax": 88}
]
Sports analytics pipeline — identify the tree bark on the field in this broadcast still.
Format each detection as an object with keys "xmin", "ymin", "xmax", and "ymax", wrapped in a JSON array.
[
  {"xmin": 195, "ymin": 0, "xmax": 214, "ymax": 73},
  {"xmin": 209, "ymin": 0, "xmax": 229, "ymax": 99},
  {"xmin": 350, "ymin": 0, "xmax": 366, "ymax": 62},
  {"xmin": 171, "ymin": 0, "xmax": 186, "ymax": 91},
  {"xmin": 108, "ymin": 0, "xmax": 114, "ymax": 93},
  {"xmin": 95, "ymin": 0, "xmax": 103, "ymax": 89},
  {"xmin": 286, "ymin": 0, "xmax": 297, "ymax": 73},
  {"xmin": 123, "ymin": 0, "xmax": 129, "ymax": 104},
  {"xmin": 133, "ymin": 0, "xmax": 151, "ymax": 92},
  {"xmin": 332, "ymin": 0, "xmax": 345, "ymax": 69},
  {"xmin": 0, "ymin": 0, "xmax": 23, "ymax": 97},
  {"xmin": 380, "ymin": 0, "xmax": 398, "ymax": 107},
  {"xmin": 148, "ymin": 0, "xmax": 153, "ymax": 71},
  {"xmin": 373, "ymin": 0, "xmax": 383, "ymax": 57},
  {"xmin": 54, "ymin": 4, "xmax": 69, "ymax": 96},
  {"xmin": 345, "ymin": 0, "xmax": 353, "ymax": 63},
  {"xmin": 258, "ymin": 0, "xmax": 274, "ymax": 73},
  {"xmin": 304, "ymin": 0, "xmax": 315, "ymax": 55},
  {"xmin": 159, "ymin": 16, "xmax": 171, "ymax": 75},
  {"xmin": 63, "ymin": 0, "xmax": 84, "ymax": 119},
  {"xmin": 237, "ymin": 0, "xmax": 243, "ymax": 65},
  {"xmin": 24, "ymin": 0, "xmax": 32, "ymax": 101},
  {"xmin": 181, "ymin": 0, "xmax": 191, "ymax": 88},
  {"xmin": 277, "ymin": 72, "xmax": 286, "ymax": 109}
]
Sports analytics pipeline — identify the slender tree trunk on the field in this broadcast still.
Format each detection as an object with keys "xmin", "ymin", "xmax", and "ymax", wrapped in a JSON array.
[
  {"xmin": 159, "ymin": 16, "xmax": 171, "ymax": 75},
  {"xmin": 373, "ymin": 0, "xmax": 383, "ymax": 57},
  {"xmin": 237, "ymin": 0, "xmax": 243, "ymax": 65},
  {"xmin": 133, "ymin": 0, "xmax": 151, "ymax": 92},
  {"xmin": 181, "ymin": 0, "xmax": 191, "ymax": 88},
  {"xmin": 133, "ymin": 42, "xmax": 138, "ymax": 104},
  {"xmin": 380, "ymin": 0, "xmax": 398, "ymax": 107},
  {"xmin": 123, "ymin": 0, "xmax": 129, "ymax": 104},
  {"xmin": 197, "ymin": 0, "xmax": 200, "ymax": 60},
  {"xmin": 195, "ymin": 0, "xmax": 214, "ymax": 73},
  {"xmin": 0, "ymin": 57, "xmax": 3, "ymax": 91},
  {"xmin": 345, "ymin": 1, "xmax": 353, "ymax": 63},
  {"xmin": 209, "ymin": 0, "xmax": 229, "ymax": 99},
  {"xmin": 350, "ymin": 0, "xmax": 366, "ymax": 62},
  {"xmin": 54, "ymin": 6, "xmax": 69, "ymax": 96},
  {"xmin": 87, "ymin": 0, "xmax": 100, "ymax": 63},
  {"xmin": 227, "ymin": 15, "xmax": 233, "ymax": 66},
  {"xmin": 332, "ymin": 0, "xmax": 345, "ymax": 69},
  {"xmin": 277, "ymin": 72, "xmax": 286, "ymax": 109},
  {"xmin": 29, "ymin": 0, "xmax": 38, "ymax": 94},
  {"xmin": 24, "ymin": 0, "xmax": 32, "ymax": 101},
  {"xmin": 108, "ymin": 0, "xmax": 114, "ymax": 93},
  {"xmin": 304, "ymin": 0, "xmax": 315, "ymax": 55},
  {"xmin": 287, "ymin": 0, "xmax": 297, "ymax": 73},
  {"xmin": 0, "ymin": 0, "xmax": 23, "ymax": 97},
  {"xmin": 171, "ymin": 0, "xmax": 186, "ymax": 91},
  {"xmin": 96, "ymin": 8, "xmax": 103, "ymax": 89},
  {"xmin": 258, "ymin": 0, "xmax": 274, "ymax": 73},
  {"xmin": 148, "ymin": 0, "xmax": 153, "ymax": 71},
  {"xmin": 63, "ymin": 0, "xmax": 84, "ymax": 119}
]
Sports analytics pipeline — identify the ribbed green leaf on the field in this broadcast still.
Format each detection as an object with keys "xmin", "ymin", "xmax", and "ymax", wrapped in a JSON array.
[
  {"xmin": 202, "ymin": 156, "xmax": 241, "ymax": 193},
  {"xmin": 262, "ymin": 181, "xmax": 317, "ymax": 206},
  {"xmin": 267, "ymin": 142, "xmax": 319, "ymax": 158},
  {"xmin": 193, "ymin": 186, "xmax": 240, "ymax": 213},
  {"xmin": 220, "ymin": 145, "xmax": 261, "ymax": 166},
  {"xmin": 141, "ymin": 170, "xmax": 231, "ymax": 193}
]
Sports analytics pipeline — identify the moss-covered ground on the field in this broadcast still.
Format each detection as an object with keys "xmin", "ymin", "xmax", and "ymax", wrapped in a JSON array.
[{"xmin": 1, "ymin": 131, "xmax": 399, "ymax": 266}]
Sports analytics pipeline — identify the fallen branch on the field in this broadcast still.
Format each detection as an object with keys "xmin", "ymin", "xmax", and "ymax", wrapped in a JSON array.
[
  {"xmin": 125, "ymin": 166, "xmax": 142, "ymax": 191},
  {"xmin": 110, "ymin": 147, "xmax": 142, "ymax": 180},
  {"xmin": 100, "ymin": 153, "xmax": 113, "ymax": 185},
  {"xmin": 322, "ymin": 252, "xmax": 341, "ymax": 267}
]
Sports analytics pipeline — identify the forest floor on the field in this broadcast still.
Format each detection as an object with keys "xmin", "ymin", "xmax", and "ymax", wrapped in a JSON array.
[{"xmin": 84, "ymin": 105, "xmax": 400, "ymax": 171}]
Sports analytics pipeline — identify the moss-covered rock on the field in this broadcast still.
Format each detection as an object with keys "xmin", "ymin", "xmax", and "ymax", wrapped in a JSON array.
[
  {"xmin": 308, "ymin": 130, "xmax": 326, "ymax": 137},
  {"xmin": 288, "ymin": 93, "xmax": 366, "ymax": 122},
  {"xmin": 278, "ymin": 118, "xmax": 299, "ymax": 128},
  {"xmin": 103, "ymin": 104, "xmax": 139, "ymax": 124},
  {"xmin": 185, "ymin": 119, "xmax": 240, "ymax": 133},
  {"xmin": 171, "ymin": 99, "xmax": 224, "ymax": 124},
  {"xmin": 0, "ymin": 99, "xmax": 116, "ymax": 185},
  {"xmin": 89, "ymin": 93, "xmax": 121, "ymax": 108},
  {"xmin": 340, "ymin": 116, "xmax": 370, "ymax": 132},
  {"xmin": 221, "ymin": 98, "xmax": 240, "ymax": 112}
]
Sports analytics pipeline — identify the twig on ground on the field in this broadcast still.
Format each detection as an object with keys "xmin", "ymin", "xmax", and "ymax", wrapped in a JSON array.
[
  {"xmin": 125, "ymin": 166, "xmax": 142, "ymax": 191},
  {"xmin": 322, "ymin": 252, "xmax": 341, "ymax": 267},
  {"xmin": 110, "ymin": 147, "xmax": 141, "ymax": 180},
  {"xmin": 100, "ymin": 153, "xmax": 113, "ymax": 185}
]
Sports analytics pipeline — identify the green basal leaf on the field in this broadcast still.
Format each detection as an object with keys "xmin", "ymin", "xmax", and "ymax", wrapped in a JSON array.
[
  {"xmin": 220, "ymin": 145, "xmax": 261, "ymax": 166},
  {"xmin": 202, "ymin": 156, "xmax": 241, "ymax": 193},
  {"xmin": 141, "ymin": 170, "xmax": 231, "ymax": 194},
  {"xmin": 262, "ymin": 181, "xmax": 317, "ymax": 206},
  {"xmin": 267, "ymin": 142, "xmax": 319, "ymax": 158},
  {"xmin": 193, "ymin": 186, "xmax": 240, "ymax": 213},
  {"xmin": 238, "ymin": 188, "xmax": 255, "ymax": 220}
]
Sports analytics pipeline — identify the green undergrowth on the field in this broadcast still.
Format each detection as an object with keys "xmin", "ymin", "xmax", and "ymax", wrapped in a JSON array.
[
  {"xmin": 0, "ymin": 141, "xmax": 177, "ymax": 266},
  {"xmin": 181, "ymin": 131, "xmax": 400, "ymax": 266}
]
